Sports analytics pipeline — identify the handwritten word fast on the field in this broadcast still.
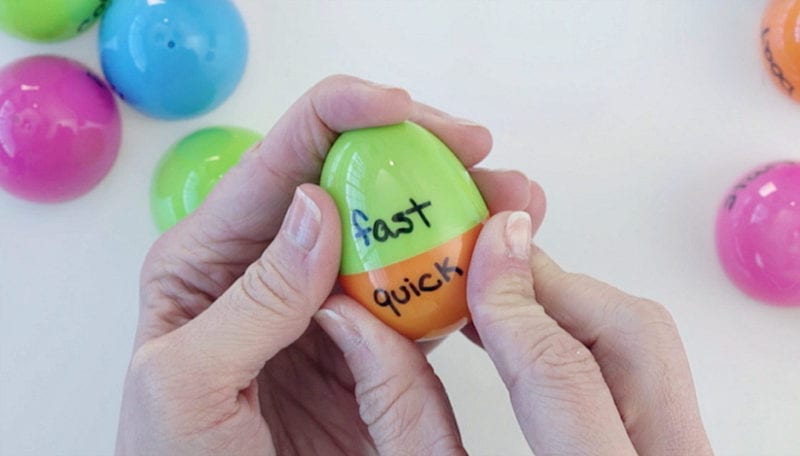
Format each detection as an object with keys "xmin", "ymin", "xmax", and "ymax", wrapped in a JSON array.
[{"xmin": 352, "ymin": 198, "xmax": 432, "ymax": 246}]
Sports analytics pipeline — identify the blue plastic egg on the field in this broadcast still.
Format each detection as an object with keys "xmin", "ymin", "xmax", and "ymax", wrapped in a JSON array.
[{"xmin": 98, "ymin": 0, "xmax": 248, "ymax": 119}]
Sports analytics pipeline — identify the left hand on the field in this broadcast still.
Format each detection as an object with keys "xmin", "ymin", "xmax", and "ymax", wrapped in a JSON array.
[{"xmin": 115, "ymin": 75, "xmax": 546, "ymax": 455}]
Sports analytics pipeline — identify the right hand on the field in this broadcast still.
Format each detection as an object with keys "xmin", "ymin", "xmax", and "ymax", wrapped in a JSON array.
[{"xmin": 464, "ymin": 211, "xmax": 714, "ymax": 455}]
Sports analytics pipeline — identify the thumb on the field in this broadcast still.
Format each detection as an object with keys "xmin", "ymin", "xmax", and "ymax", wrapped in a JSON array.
[
  {"xmin": 162, "ymin": 184, "xmax": 341, "ymax": 384},
  {"xmin": 315, "ymin": 295, "xmax": 466, "ymax": 456},
  {"xmin": 467, "ymin": 211, "xmax": 636, "ymax": 455}
]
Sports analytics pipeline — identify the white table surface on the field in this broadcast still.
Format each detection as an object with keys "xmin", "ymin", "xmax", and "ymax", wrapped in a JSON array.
[{"xmin": 2, "ymin": 1, "xmax": 799, "ymax": 455}]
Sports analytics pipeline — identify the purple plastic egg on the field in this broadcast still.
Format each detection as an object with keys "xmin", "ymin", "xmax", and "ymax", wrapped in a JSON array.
[
  {"xmin": 0, "ymin": 55, "xmax": 121, "ymax": 202},
  {"xmin": 716, "ymin": 161, "xmax": 800, "ymax": 306}
]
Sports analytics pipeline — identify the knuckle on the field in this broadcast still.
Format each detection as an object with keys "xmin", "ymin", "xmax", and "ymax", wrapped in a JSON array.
[
  {"xmin": 357, "ymin": 363, "xmax": 439, "ymax": 445},
  {"xmin": 239, "ymin": 255, "xmax": 306, "ymax": 320},
  {"xmin": 477, "ymin": 273, "xmax": 536, "ymax": 312},
  {"xmin": 553, "ymin": 270, "xmax": 682, "ymax": 348},
  {"xmin": 614, "ymin": 297, "xmax": 681, "ymax": 344},
  {"xmin": 315, "ymin": 74, "xmax": 359, "ymax": 91},
  {"xmin": 491, "ymin": 274, "xmax": 536, "ymax": 299},
  {"xmin": 422, "ymin": 435, "xmax": 465, "ymax": 456},
  {"xmin": 140, "ymin": 232, "xmax": 239, "ymax": 313},
  {"xmin": 633, "ymin": 298, "xmax": 676, "ymax": 326},
  {"xmin": 357, "ymin": 372, "xmax": 416, "ymax": 429},
  {"xmin": 558, "ymin": 272, "xmax": 598, "ymax": 298},
  {"xmin": 478, "ymin": 305, "xmax": 546, "ymax": 342},
  {"xmin": 126, "ymin": 339, "xmax": 239, "ymax": 436},
  {"xmin": 510, "ymin": 330, "xmax": 603, "ymax": 394},
  {"xmin": 127, "ymin": 339, "xmax": 178, "ymax": 401}
]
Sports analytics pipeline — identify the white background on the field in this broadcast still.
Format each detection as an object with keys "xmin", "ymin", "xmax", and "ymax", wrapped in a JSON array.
[{"xmin": 2, "ymin": 1, "xmax": 799, "ymax": 455}]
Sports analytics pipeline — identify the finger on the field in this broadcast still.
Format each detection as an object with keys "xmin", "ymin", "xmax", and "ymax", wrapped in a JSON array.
[
  {"xmin": 160, "ymin": 184, "xmax": 341, "ymax": 383},
  {"xmin": 467, "ymin": 211, "xmax": 636, "ymax": 455},
  {"xmin": 411, "ymin": 101, "xmax": 493, "ymax": 167},
  {"xmin": 524, "ymin": 180, "xmax": 546, "ymax": 235},
  {"xmin": 470, "ymin": 170, "xmax": 547, "ymax": 233},
  {"xmin": 195, "ymin": 76, "xmax": 414, "ymax": 244},
  {"xmin": 196, "ymin": 92, "xmax": 491, "ymax": 246},
  {"xmin": 460, "ymin": 176, "xmax": 546, "ymax": 349},
  {"xmin": 529, "ymin": 248, "xmax": 714, "ymax": 455},
  {"xmin": 316, "ymin": 295, "xmax": 466, "ymax": 456},
  {"xmin": 470, "ymin": 168, "xmax": 531, "ymax": 213}
]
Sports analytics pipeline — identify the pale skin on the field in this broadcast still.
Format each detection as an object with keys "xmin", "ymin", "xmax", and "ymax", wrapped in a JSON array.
[{"xmin": 116, "ymin": 75, "xmax": 713, "ymax": 456}]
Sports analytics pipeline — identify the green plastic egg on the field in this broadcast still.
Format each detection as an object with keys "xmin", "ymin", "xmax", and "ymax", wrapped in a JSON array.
[
  {"xmin": 320, "ymin": 121, "xmax": 489, "ymax": 340},
  {"xmin": 150, "ymin": 126, "xmax": 261, "ymax": 232},
  {"xmin": 0, "ymin": 0, "xmax": 109, "ymax": 42}
]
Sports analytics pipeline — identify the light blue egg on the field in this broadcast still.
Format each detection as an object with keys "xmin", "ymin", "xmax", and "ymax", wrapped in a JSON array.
[{"xmin": 99, "ymin": 0, "xmax": 248, "ymax": 119}]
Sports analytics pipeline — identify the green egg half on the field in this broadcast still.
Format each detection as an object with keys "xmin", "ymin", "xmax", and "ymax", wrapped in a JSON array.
[
  {"xmin": 0, "ymin": 0, "xmax": 108, "ymax": 42},
  {"xmin": 150, "ymin": 126, "xmax": 261, "ymax": 232},
  {"xmin": 322, "ymin": 121, "xmax": 488, "ymax": 274}
]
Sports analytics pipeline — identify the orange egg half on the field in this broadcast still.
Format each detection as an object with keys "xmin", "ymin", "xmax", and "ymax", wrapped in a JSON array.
[{"xmin": 762, "ymin": 0, "xmax": 800, "ymax": 102}]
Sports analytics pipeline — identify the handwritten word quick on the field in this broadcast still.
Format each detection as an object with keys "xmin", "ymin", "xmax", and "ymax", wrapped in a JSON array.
[{"xmin": 373, "ymin": 256, "xmax": 463, "ymax": 317}]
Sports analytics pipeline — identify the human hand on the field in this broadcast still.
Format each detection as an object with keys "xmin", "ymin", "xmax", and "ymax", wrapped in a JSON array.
[
  {"xmin": 115, "ymin": 75, "xmax": 546, "ymax": 455},
  {"xmin": 465, "ymin": 211, "xmax": 714, "ymax": 455}
]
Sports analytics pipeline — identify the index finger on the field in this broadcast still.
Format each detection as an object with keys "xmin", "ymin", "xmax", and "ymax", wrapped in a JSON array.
[
  {"xmin": 192, "ymin": 76, "xmax": 492, "ymax": 247},
  {"xmin": 529, "ymin": 248, "xmax": 713, "ymax": 455}
]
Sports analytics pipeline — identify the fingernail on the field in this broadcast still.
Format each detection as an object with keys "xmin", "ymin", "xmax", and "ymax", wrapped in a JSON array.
[
  {"xmin": 314, "ymin": 308, "xmax": 363, "ymax": 353},
  {"xmin": 505, "ymin": 211, "xmax": 532, "ymax": 260},
  {"xmin": 284, "ymin": 188, "xmax": 321, "ymax": 251},
  {"xmin": 452, "ymin": 116, "xmax": 484, "ymax": 127},
  {"xmin": 367, "ymin": 80, "xmax": 402, "ymax": 91},
  {"xmin": 433, "ymin": 109, "xmax": 484, "ymax": 127}
]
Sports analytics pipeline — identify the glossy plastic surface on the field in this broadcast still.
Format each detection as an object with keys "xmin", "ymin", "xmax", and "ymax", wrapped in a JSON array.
[
  {"xmin": 151, "ymin": 126, "xmax": 261, "ymax": 232},
  {"xmin": 761, "ymin": 0, "xmax": 800, "ymax": 102},
  {"xmin": 340, "ymin": 225, "xmax": 481, "ymax": 340},
  {"xmin": 320, "ymin": 121, "xmax": 489, "ymax": 340},
  {"xmin": 0, "ymin": 56, "xmax": 121, "ymax": 203},
  {"xmin": 0, "ymin": 0, "xmax": 107, "ymax": 42},
  {"xmin": 99, "ymin": 0, "xmax": 248, "ymax": 119},
  {"xmin": 716, "ymin": 161, "xmax": 800, "ymax": 305}
]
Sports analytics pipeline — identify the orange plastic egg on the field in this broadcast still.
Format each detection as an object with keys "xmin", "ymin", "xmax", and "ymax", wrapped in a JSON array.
[{"xmin": 761, "ymin": 0, "xmax": 800, "ymax": 102}]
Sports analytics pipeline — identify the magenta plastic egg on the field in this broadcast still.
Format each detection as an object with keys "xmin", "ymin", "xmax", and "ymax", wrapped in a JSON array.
[
  {"xmin": 716, "ymin": 161, "xmax": 800, "ymax": 306},
  {"xmin": 0, "ymin": 56, "xmax": 121, "ymax": 202}
]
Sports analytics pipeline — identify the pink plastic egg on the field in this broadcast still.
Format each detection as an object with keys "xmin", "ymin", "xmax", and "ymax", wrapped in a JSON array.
[
  {"xmin": 716, "ymin": 161, "xmax": 800, "ymax": 305},
  {"xmin": 0, "ymin": 56, "xmax": 121, "ymax": 202}
]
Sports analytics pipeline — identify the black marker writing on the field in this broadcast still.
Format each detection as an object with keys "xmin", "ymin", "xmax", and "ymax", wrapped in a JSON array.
[
  {"xmin": 762, "ymin": 27, "xmax": 795, "ymax": 95},
  {"xmin": 352, "ymin": 198, "xmax": 432, "ymax": 246},
  {"xmin": 725, "ymin": 162, "xmax": 780, "ymax": 211},
  {"xmin": 78, "ymin": 0, "xmax": 110, "ymax": 33},
  {"xmin": 373, "ymin": 256, "xmax": 464, "ymax": 317}
]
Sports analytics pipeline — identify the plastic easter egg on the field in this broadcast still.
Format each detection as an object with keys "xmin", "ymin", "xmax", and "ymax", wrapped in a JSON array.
[
  {"xmin": 99, "ymin": 0, "xmax": 248, "ymax": 119},
  {"xmin": 0, "ymin": 56, "xmax": 121, "ymax": 203},
  {"xmin": 0, "ymin": 0, "xmax": 108, "ymax": 42},
  {"xmin": 151, "ymin": 126, "xmax": 261, "ymax": 232},
  {"xmin": 761, "ymin": 0, "xmax": 800, "ymax": 102},
  {"xmin": 320, "ymin": 121, "xmax": 489, "ymax": 340},
  {"xmin": 716, "ymin": 161, "xmax": 800, "ymax": 306}
]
